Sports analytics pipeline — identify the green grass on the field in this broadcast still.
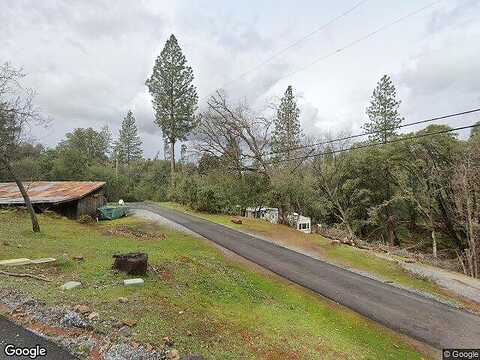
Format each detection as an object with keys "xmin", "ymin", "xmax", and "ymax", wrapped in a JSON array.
[
  {"xmin": 158, "ymin": 202, "xmax": 471, "ymax": 309},
  {"xmin": 0, "ymin": 208, "xmax": 430, "ymax": 359}
]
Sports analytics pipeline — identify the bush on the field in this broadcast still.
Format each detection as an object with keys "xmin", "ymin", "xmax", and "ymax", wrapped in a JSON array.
[
  {"xmin": 78, "ymin": 214, "xmax": 95, "ymax": 224},
  {"xmin": 195, "ymin": 185, "xmax": 224, "ymax": 213}
]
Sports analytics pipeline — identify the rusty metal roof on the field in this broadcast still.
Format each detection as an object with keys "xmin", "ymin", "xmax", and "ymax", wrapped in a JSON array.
[{"xmin": 0, "ymin": 181, "xmax": 106, "ymax": 205}]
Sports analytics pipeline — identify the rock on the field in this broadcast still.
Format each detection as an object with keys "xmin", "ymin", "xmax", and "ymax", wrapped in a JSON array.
[
  {"xmin": 61, "ymin": 281, "xmax": 82, "ymax": 290},
  {"xmin": 88, "ymin": 312, "xmax": 99, "ymax": 320},
  {"xmin": 73, "ymin": 256, "xmax": 84, "ymax": 261},
  {"xmin": 73, "ymin": 304, "xmax": 90, "ymax": 314},
  {"xmin": 231, "ymin": 218, "xmax": 242, "ymax": 225},
  {"xmin": 330, "ymin": 240, "xmax": 341, "ymax": 245},
  {"xmin": 3, "ymin": 241, "xmax": 9, "ymax": 246},
  {"xmin": 123, "ymin": 278, "xmax": 144, "ymax": 286},
  {"xmin": 113, "ymin": 320, "xmax": 124, "ymax": 329},
  {"xmin": 118, "ymin": 325, "xmax": 132, "ymax": 337},
  {"xmin": 167, "ymin": 349, "xmax": 180, "ymax": 360},
  {"xmin": 62, "ymin": 311, "xmax": 88, "ymax": 328},
  {"xmin": 113, "ymin": 253, "xmax": 148, "ymax": 275},
  {"xmin": 122, "ymin": 319, "xmax": 137, "ymax": 327},
  {"xmin": 186, "ymin": 330, "xmax": 192, "ymax": 336},
  {"xmin": 163, "ymin": 336, "xmax": 174, "ymax": 347},
  {"xmin": 118, "ymin": 297, "xmax": 129, "ymax": 303},
  {"xmin": 22, "ymin": 299, "xmax": 36, "ymax": 307},
  {"xmin": 178, "ymin": 310, "xmax": 184, "ymax": 315}
]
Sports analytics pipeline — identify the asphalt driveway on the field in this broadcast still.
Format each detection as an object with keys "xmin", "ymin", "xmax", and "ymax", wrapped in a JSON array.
[
  {"xmin": 130, "ymin": 202, "xmax": 480, "ymax": 349},
  {"xmin": 0, "ymin": 316, "xmax": 75, "ymax": 359}
]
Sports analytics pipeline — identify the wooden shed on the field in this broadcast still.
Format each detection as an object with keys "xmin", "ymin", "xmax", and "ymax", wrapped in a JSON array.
[{"xmin": 0, "ymin": 181, "xmax": 106, "ymax": 219}]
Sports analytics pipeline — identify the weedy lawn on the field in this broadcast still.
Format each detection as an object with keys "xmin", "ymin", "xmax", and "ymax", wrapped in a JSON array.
[
  {"xmin": 159, "ymin": 201, "xmax": 478, "ymax": 313},
  {"xmin": 0, "ymin": 209, "xmax": 429, "ymax": 359}
]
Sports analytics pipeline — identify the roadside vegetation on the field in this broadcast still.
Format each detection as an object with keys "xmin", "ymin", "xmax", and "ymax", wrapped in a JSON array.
[
  {"xmin": 2, "ymin": 51, "xmax": 479, "ymax": 279},
  {"xmin": 159, "ymin": 201, "xmax": 480, "ymax": 314},
  {"xmin": 0, "ymin": 209, "xmax": 430, "ymax": 359}
]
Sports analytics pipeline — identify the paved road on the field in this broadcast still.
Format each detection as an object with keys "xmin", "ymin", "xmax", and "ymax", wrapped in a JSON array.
[
  {"xmin": 131, "ymin": 202, "xmax": 480, "ymax": 349},
  {"xmin": 0, "ymin": 316, "xmax": 75, "ymax": 359}
]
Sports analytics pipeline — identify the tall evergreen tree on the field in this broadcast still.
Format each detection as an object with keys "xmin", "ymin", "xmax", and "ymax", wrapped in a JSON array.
[
  {"xmin": 272, "ymin": 85, "xmax": 302, "ymax": 159},
  {"xmin": 363, "ymin": 75, "xmax": 403, "ymax": 246},
  {"xmin": 115, "ymin": 110, "xmax": 143, "ymax": 166},
  {"xmin": 146, "ymin": 34, "xmax": 198, "ymax": 176},
  {"xmin": 363, "ymin": 75, "xmax": 403, "ymax": 144}
]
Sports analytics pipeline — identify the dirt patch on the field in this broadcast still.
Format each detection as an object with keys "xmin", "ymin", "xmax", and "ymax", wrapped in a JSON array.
[{"xmin": 102, "ymin": 225, "xmax": 166, "ymax": 240}]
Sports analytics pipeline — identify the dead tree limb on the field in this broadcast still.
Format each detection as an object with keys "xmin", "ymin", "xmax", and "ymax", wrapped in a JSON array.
[{"xmin": 0, "ymin": 270, "xmax": 51, "ymax": 282}]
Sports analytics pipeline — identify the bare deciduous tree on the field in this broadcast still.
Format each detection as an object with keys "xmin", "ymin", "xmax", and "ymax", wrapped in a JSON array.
[
  {"xmin": 193, "ymin": 91, "xmax": 273, "ymax": 178},
  {"xmin": 0, "ymin": 63, "xmax": 42, "ymax": 232},
  {"xmin": 452, "ymin": 139, "xmax": 480, "ymax": 278},
  {"xmin": 312, "ymin": 137, "xmax": 361, "ymax": 240}
]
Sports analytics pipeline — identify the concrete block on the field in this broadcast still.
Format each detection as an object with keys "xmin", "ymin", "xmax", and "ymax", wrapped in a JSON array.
[
  {"xmin": 61, "ymin": 281, "xmax": 82, "ymax": 290},
  {"xmin": 123, "ymin": 278, "xmax": 144, "ymax": 286},
  {"xmin": 0, "ymin": 258, "xmax": 32, "ymax": 266},
  {"xmin": 31, "ymin": 258, "xmax": 56, "ymax": 264}
]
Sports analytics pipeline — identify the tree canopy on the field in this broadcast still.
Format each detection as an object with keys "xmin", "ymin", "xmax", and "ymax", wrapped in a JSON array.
[
  {"xmin": 115, "ymin": 110, "xmax": 143, "ymax": 166},
  {"xmin": 271, "ymin": 85, "xmax": 302, "ymax": 159},
  {"xmin": 363, "ymin": 75, "xmax": 403, "ymax": 143},
  {"xmin": 146, "ymin": 34, "xmax": 198, "ymax": 174}
]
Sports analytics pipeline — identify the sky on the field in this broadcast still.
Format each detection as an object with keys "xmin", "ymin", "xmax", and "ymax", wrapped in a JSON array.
[{"xmin": 1, "ymin": 0, "xmax": 479, "ymax": 158}]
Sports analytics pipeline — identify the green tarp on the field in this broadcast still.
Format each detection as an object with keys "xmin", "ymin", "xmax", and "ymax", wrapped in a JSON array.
[{"xmin": 97, "ymin": 206, "xmax": 128, "ymax": 220}]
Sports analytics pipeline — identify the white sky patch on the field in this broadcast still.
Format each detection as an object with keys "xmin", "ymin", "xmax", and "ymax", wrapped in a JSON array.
[{"xmin": 1, "ymin": 0, "xmax": 479, "ymax": 157}]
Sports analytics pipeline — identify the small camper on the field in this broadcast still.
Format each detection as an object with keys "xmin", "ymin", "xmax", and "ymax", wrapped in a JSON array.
[
  {"xmin": 245, "ymin": 207, "xmax": 279, "ymax": 224},
  {"xmin": 287, "ymin": 212, "xmax": 312, "ymax": 234}
]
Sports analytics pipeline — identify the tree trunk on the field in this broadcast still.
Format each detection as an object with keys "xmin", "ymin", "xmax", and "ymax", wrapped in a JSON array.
[
  {"xmin": 387, "ymin": 213, "xmax": 399, "ymax": 246},
  {"xmin": 2, "ymin": 158, "xmax": 40, "ymax": 232},
  {"xmin": 335, "ymin": 201, "xmax": 354, "ymax": 239},
  {"xmin": 170, "ymin": 139, "xmax": 176, "ymax": 184},
  {"xmin": 408, "ymin": 209, "xmax": 417, "ymax": 232},
  {"xmin": 432, "ymin": 230, "xmax": 437, "ymax": 259}
]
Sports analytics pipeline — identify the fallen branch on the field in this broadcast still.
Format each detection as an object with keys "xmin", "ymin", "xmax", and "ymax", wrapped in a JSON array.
[{"xmin": 0, "ymin": 270, "xmax": 51, "ymax": 282}]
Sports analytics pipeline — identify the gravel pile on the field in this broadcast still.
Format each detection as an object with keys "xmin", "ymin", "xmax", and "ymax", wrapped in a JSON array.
[{"xmin": 104, "ymin": 343, "xmax": 168, "ymax": 360}]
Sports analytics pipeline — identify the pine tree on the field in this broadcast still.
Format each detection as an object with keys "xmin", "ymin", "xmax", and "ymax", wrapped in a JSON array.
[
  {"xmin": 364, "ymin": 75, "xmax": 403, "ymax": 246},
  {"xmin": 272, "ymin": 85, "xmax": 302, "ymax": 159},
  {"xmin": 115, "ymin": 110, "xmax": 143, "ymax": 166},
  {"xmin": 146, "ymin": 34, "xmax": 198, "ymax": 176},
  {"xmin": 363, "ymin": 75, "xmax": 403, "ymax": 144}
]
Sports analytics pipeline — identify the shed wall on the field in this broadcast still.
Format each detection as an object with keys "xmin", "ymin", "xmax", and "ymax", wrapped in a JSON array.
[{"xmin": 76, "ymin": 189, "xmax": 106, "ymax": 218}]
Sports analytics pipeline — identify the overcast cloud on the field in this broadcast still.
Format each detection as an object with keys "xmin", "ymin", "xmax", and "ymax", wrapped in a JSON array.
[{"xmin": 1, "ymin": 0, "xmax": 479, "ymax": 157}]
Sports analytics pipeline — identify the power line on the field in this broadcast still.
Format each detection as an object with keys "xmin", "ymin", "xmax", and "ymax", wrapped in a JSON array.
[
  {"xmin": 266, "ymin": 122, "xmax": 480, "ymax": 166},
  {"xmin": 200, "ymin": 0, "xmax": 441, "ymax": 106},
  {"xmin": 262, "ymin": 107, "xmax": 480, "ymax": 157},
  {"xmin": 219, "ymin": 0, "xmax": 369, "ymax": 90},
  {"xmin": 271, "ymin": 0, "xmax": 442, "ymax": 84}
]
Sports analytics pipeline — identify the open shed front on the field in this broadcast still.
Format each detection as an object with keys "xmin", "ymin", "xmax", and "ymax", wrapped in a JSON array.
[{"xmin": 0, "ymin": 181, "xmax": 106, "ymax": 219}]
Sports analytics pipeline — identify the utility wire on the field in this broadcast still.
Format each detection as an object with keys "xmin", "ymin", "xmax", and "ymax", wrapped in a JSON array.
[
  {"xmin": 270, "ymin": 0, "xmax": 442, "ymax": 84},
  {"xmin": 219, "ymin": 0, "xmax": 369, "ymax": 90},
  {"xmin": 261, "ymin": 107, "xmax": 480, "ymax": 156},
  {"xmin": 200, "ymin": 0, "xmax": 441, "ymax": 105},
  {"xmin": 265, "ymin": 122, "xmax": 480, "ymax": 166}
]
